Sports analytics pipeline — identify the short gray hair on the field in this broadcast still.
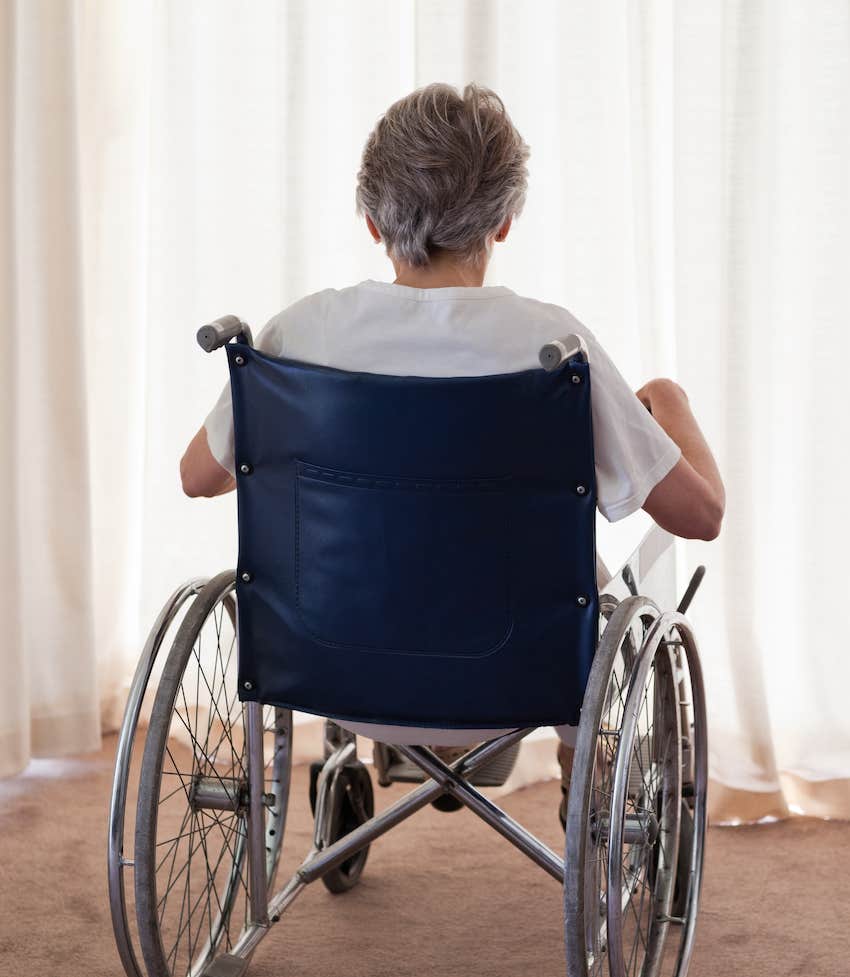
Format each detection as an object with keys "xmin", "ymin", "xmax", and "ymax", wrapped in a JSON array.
[{"xmin": 355, "ymin": 82, "xmax": 530, "ymax": 268}]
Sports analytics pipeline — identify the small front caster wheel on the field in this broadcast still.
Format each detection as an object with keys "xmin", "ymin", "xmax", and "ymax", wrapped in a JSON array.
[{"xmin": 310, "ymin": 762, "xmax": 375, "ymax": 894}]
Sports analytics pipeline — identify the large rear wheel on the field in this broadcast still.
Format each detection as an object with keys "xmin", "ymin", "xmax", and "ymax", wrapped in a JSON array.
[
  {"xmin": 134, "ymin": 571, "xmax": 291, "ymax": 977},
  {"xmin": 564, "ymin": 595, "xmax": 655, "ymax": 977},
  {"xmin": 606, "ymin": 615, "xmax": 683, "ymax": 977}
]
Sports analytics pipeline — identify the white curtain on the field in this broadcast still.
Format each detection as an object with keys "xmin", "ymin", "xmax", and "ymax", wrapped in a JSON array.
[
  {"xmin": 1, "ymin": 0, "xmax": 99, "ymax": 774},
  {"xmin": 3, "ymin": 0, "xmax": 849, "ymax": 823}
]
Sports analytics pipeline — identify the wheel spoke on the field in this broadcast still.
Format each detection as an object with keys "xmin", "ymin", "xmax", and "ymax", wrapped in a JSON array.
[{"xmin": 156, "ymin": 804, "xmax": 194, "ymax": 882}]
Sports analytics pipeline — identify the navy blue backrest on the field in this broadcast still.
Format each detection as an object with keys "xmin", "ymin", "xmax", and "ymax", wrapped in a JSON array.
[{"xmin": 227, "ymin": 342, "xmax": 598, "ymax": 729}]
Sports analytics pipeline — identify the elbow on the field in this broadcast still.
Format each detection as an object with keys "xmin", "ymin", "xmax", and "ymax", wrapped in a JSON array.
[
  {"xmin": 180, "ymin": 455, "xmax": 234, "ymax": 498},
  {"xmin": 693, "ymin": 494, "xmax": 725, "ymax": 541},
  {"xmin": 644, "ymin": 466, "xmax": 725, "ymax": 542},
  {"xmin": 180, "ymin": 427, "xmax": 234, "ymax": 498},
  {"xmin": 658, "ymin": 491, "xmax": 724, "ymax": 541},
  {"xmin": 181, "ymin": 475, "xmax": 202, "ymax": 499},
  {"xmin": 180, "ymin": 456, "xmax": 205, "ymax": 498},
  {"xmin": 697, "ymin": 517, "xmax": 722, "ymax": 542}
]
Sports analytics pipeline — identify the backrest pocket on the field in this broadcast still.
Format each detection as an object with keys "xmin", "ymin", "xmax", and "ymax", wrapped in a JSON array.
[{"xmin": 294, "ymin": 461, "xmax": 512, "ymax": 657}]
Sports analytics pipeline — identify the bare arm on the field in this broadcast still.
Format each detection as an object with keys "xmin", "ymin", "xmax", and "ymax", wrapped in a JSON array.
[
  {"xmin": 636, "ymin": 379, "xmax": 725, "ymax": 541},
  {"xmin": 180, "ymin": 426, "xmax": 236, "ymax": 498}
]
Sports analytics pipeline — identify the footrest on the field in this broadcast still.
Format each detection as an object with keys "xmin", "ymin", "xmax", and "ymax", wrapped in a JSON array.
[
  {"xmin": 203, "ymin": 954, "xmax": 250, "ymax": 977},
  {"xmin": 384, "ymin": 742, "xmax": 521, "ymax": 788}
]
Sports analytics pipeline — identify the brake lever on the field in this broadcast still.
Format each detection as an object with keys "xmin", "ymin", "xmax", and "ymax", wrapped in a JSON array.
[{"xmin": 677, "ymin": 565, "xmax": 706, "ymax": 614}]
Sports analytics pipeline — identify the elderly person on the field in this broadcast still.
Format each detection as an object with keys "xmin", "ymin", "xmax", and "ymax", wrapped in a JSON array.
[{"xmin": 180, "ymin": 82, "xmax": 725, "ymax": 827}]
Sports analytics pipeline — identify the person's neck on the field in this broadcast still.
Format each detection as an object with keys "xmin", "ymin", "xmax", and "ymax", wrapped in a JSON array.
[{"xmin": 391, "ymin": 256, "xmax": 489, "ymax": 289}]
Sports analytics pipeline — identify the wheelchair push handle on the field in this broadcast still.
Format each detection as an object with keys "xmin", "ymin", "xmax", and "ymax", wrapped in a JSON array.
[
  {"xmin": 196, "ymin": 315, "xmax": 254, "ymax": 352},
  {"xmin": 539, "ymin": 333, "xmax": 588, "ymax": 371}
]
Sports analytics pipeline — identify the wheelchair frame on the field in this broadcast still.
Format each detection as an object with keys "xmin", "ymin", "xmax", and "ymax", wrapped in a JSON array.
[{"xmin": 108, "ymin": 318, "xmax": 709, "ymax": 977}]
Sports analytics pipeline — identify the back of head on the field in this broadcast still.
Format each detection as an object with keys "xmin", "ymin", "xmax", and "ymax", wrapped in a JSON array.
[{"xmin": 355, "ymin": 82, "xmax": 530, "ymax": 268}]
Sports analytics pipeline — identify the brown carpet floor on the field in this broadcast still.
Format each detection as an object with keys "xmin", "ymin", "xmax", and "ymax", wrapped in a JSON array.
[{"xmin": 0, "ymin": 734, "xmax": 847, "ymax": 977}]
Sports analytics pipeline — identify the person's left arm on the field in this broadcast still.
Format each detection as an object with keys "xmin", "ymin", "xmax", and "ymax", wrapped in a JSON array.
[{"xmin": 180, "ymin": 426, "xmax": 236, "ymax": 498}]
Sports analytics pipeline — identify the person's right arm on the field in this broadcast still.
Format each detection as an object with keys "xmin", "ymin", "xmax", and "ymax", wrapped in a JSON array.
[{"xmin": 636, "ymin": 378, "xmax": 725, "ymax": 540}]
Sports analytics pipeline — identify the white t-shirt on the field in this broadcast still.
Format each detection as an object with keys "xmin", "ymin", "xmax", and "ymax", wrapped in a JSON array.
[{"xmin": 204, "ymin": 279, "xmax": 681, "ymax": 522}]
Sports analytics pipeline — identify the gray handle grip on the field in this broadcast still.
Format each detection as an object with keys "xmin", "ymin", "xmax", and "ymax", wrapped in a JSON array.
[
  {"xmin": 196, "ymin": 315, "xmax": 253, "ymax": 352},
  {"xmin": 539, "ymin": 333, "xmax": 588, "ymax": 371}
]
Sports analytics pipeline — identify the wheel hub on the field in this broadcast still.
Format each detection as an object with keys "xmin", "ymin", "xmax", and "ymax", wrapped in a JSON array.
[
  {"xmin": 190, "ymin": 775, "xmax": 247, "ymax": 813},
  {"xmin": 591, "ymin": 808, "xmax": 660, "ymax": 846}
]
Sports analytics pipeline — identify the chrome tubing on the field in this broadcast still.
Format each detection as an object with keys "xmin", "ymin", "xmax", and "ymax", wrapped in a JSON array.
[
  {"xmin": 244, "ymin": 701, "xmax": 270, "ymax": 928},
  {"xmin": 296, "ymin": 727, "xmax": 533, "ymax": 886},
  {"xmin": 226, "ymin": 728, "xmax": 538, "ymax": 963},
  {"xmin": 397, "ymin": 744, "xmax": 565, "ymax": 883}
]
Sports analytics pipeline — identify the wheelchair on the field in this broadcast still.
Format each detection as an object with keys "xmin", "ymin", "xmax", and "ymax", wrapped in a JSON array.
[{"xmin": 108, "ymin": 317, "xmax": 709, "ymax": 977}]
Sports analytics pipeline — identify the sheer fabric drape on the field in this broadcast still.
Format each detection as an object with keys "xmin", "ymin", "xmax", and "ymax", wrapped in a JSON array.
[
  {"xmin": 2, "ymin": 0, "xmax": 849, "ymax": 823},
  {"xmin": 1, "ymin": 0, "xmax": 98, "ymax": 775}
]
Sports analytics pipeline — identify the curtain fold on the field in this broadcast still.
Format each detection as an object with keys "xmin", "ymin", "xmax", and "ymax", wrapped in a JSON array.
[
  {"xmin": 3, "ymin": 0, "xmax": 849, "ymax": 823},
  {"xmin": 1, "ymin": 0, "xmax": 99, "ymax": 777}
]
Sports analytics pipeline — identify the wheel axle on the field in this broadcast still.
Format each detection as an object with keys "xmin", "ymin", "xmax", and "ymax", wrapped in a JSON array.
[
  {"xmin": 190, "ymin": 775, "xmax": 246, "ymax": 813},
  {"xmin": 592, "ymin": 810, "xmax": 660, "ymax": 846}
]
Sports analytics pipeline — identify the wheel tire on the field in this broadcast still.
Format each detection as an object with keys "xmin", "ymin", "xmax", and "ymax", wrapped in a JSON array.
[
  {"xmin": 134, "ymin": 570, "xmax": 291, "ymax": 977},
  {"xmin": 671, "ymin": 799, "xmax": 694, "ymax": 918},
  {"xmin": 320, "ymin": 763, "xmax": 374, "ymax": 894},
  {"xmin": 564, "ymin": 595, "xmax": 657, "ymax": 977},
  {"xmin": 661, "ymin": 617, "xmax": 709, "ymax": 976},
  {"xmin": 431, "ymin": 793, "xmax": 464, "ymax": 813},
  {"xmin": 606, "ymin": 621, "xmax": 682, "ymax": 977},
  {"xmin": 108, "ymin": 578, "xmax": 206, "ymax": 977},
  {"xmin": 308, "ymin": 760, "xmax": 324, "ymax": 816}
]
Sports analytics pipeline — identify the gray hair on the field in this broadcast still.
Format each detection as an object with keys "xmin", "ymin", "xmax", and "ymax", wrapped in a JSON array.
[{"xmin": 355, "ymin": 82, "xmax": 530, "ymax": 268}]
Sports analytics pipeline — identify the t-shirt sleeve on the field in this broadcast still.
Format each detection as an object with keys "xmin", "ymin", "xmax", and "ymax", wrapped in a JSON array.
[{"xmin": 582, "ymin": 329, "xmax": 682, "ymax": 522}]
